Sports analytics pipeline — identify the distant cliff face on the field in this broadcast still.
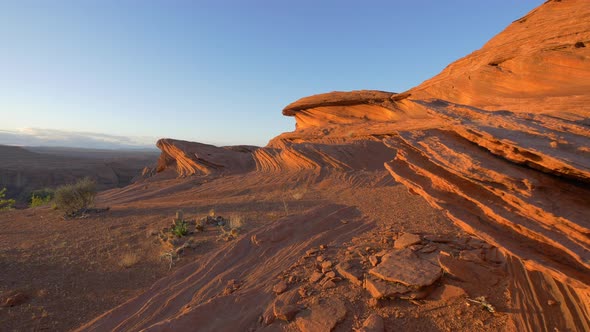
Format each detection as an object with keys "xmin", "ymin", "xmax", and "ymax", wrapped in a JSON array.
[{"xmin": 0, "ymin": 145, "xmax": 157, "ymax": 204}]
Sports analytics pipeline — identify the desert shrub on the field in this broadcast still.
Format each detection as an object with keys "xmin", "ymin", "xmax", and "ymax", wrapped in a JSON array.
[
  {"xmin": 171, "ymin": 219, "xmax": 188, "ymax": 237},
  {"xmin": 29, "ymin": 188, "xmax": 54, "ymax": 208},
  {"xmin": 54, "ymin": 178, "xmax": 97, "ymax": 217},
  {"xmin": 0, "ymin": 187, "xmax": 15, "ymax": 211}
]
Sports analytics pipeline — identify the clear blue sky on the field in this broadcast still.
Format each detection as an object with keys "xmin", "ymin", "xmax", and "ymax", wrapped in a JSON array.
[{"xmin": 0, "ymin": 1, "xmax": 543, "ymax": 147}]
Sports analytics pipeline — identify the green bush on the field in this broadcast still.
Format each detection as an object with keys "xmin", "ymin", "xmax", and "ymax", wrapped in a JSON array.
[
  {"xmin": 54, "ymin": 178, "xmax": 97, "ymax": 217},
  {"xmin": 171, "ymin": 219, "xmax": 188, "ymax": 237},
  {"xmin": 0, "ymin": 187, "xmax": 15, "ymax": 211},
  {"xmin": 29, "ymin": 188, "xmax": 54, "ymax": 208}
]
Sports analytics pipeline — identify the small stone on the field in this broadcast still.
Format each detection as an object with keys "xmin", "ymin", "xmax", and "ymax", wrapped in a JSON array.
[
  {"xmin": 321, "ymin": 261, "xmax": 333, "ymax": 271},
  {"xmin": 319, "ymin": 244, "xmax": 327, "ymax": 250},
  {"xmin": 367, "ymin": 298, "xmax": 380, "ymax": 308},
  {"xmin": 325, "ymin": 271, "xmax": 336, "ymax": 279},
  {"xmin": 394, "ymin": 233, "xmax": 421, "ymax": 249},
  {"xmin": 317, "ymin": 255, "xmax": 325, "ymax": 262},
  {"xmin": 273, "ymin": 280, "xmax": 288, "ymax": 294},
  {"xmin": 322, "ymin": 280, "xmax": 336, "ymax": 289},
  {"xmin": 288, "ymin": 276, "xmax": 297, "ymax": 284},
  {"xmin": 369, "ymin": 255, "xmax": 379, "ymax": 267},
  {"xmin": 547, "ymin": 299, "xmax": 557, "ymax": 306},
  {"xmin": 310, "ymin": 271, "xmax": 324, "ymax": 283},
  {"xmin": 298, "ymin": 287, "xmax": 308, "ymax": 298},
  {"xmin": 335, "ymin": 259, "xmax": 364, "ymax": 286}
]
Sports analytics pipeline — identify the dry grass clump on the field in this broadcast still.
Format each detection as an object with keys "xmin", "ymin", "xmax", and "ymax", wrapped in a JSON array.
[
  {"xmin": 229, "ymin": 214, "xmax": 245, "ymax": 230},
  {"xmin": 120, "ymin": 252, "xmax": 140, "ymax": 268},
  {"xmin": 218, "ymin": 214, "xmax": 246, "ymax": 241}
]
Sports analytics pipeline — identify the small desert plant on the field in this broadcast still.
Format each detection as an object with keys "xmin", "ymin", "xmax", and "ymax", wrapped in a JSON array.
[
  {"xmin": 467, "ymin": 296, "xmax": 496, "ymax": 313},
  {"xmin": 29, "ymin": 188, "xmax": 54, "ymax": 208},
  {"xmin": 171, "ymin": 219, "xmax": 189, "ymax": 237},
  {"xmin": 54, "ymin": 177, "xmax": 97, "ymax": 217},
  {"xmin": 218, "ymin": 214, "xmax": 245, "ymax": 241},
  {"xmin": 228, "ymin": 214, "xmax": 244, "ymax": 230},
  {"xmin": 218, "ymin": 226, "xmax": 240, "ymax": 241},
  {"xmin": 30, "ymin": 195, "xmax": 52, "ymax": 208},
  {"xmin": 0, "ymin": 187, "xmax": 15, "ymax": 211}
]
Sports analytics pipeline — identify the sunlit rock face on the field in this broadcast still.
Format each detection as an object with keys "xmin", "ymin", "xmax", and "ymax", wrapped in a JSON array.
[
  {"xmin": 410, "ymin": 0, "xmax": 590, "ymax": 116},
  {"xmin": 115, "ymin": 1, "xmax": 590, "ymax": 331}
]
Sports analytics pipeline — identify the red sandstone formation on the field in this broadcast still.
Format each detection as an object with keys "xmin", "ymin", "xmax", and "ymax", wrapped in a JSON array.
[
  {"xmin": 156, "ymin": 139, "xmax": 257, "ymax": 176},
  {"xmin": 410, "ymin": 0, "xmax": 590, "ymax": 116},
  {"xmin": 73, "ymin": 1, "xmax": 590, "ymax": 331}
]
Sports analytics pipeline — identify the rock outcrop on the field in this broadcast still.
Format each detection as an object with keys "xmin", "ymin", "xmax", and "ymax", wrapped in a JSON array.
[
  {"xmin": 86, "ymin": 1, "xmax": 590, "ymax": 331},
  {"xmin": 410, "ymin": 0, "xmax": 590, "ymax": 116},
  {"xmin": 156, "ymin": 138, "xmax": 258, "ymax": 176}
]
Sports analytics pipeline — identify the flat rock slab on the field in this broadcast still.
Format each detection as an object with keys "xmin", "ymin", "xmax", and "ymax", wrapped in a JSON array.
[
  {"xmin": 335, "ymin": 259, "xmax": 364, "ymax": 286},
  {"xmin": 369, "ymin": 249, "xmax": 442, "ymax": 287},
  {"xmin": 394, "ymin": 233, "xmax": 422, "ymax": 249},
  {"xmin": 364, "ymin": 276, "xmax": 411, "ymax": 299},
  {"xmin": 296, "ymin": 298, "xmax": 347, "ymax": 332}
]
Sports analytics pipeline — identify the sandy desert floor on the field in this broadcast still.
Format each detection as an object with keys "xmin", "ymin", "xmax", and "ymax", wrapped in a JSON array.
[
  {"xmin": 2, "ymin": 0, "xmax": 590, "ymax": 331},
  {"xmin": 1, "ymin": 170, "xmax": 515, "ymax": 331}
]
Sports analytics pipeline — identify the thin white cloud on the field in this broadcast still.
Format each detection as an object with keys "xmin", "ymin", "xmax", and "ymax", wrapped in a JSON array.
[{"xmin": 0, "ymin": 128, "xmax": 157, "ymax": 150}]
